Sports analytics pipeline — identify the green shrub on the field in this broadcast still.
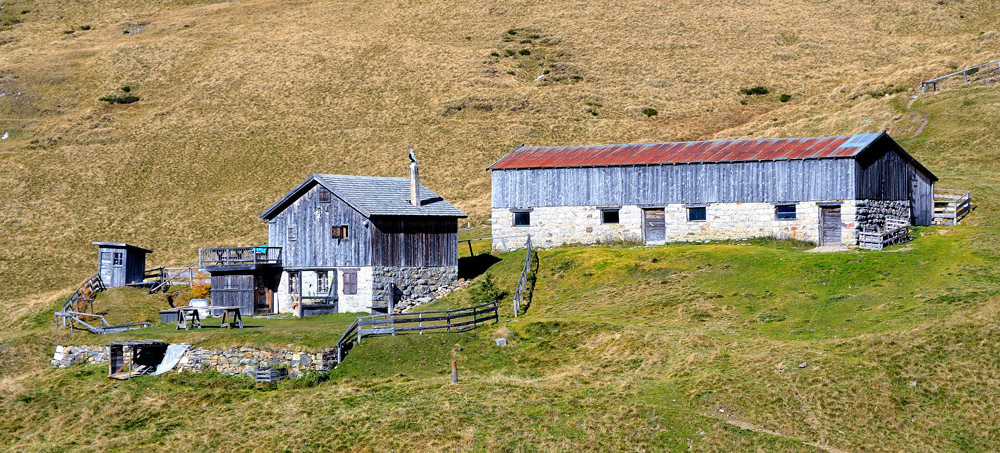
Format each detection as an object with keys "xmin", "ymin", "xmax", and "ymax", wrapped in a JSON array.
[
  {"xmin": 504, "ymin": 49, "xmax": 515, "ymax": 57},
  {"xmin": 571, "ymin": 74, "xmax": 583, "ymax": 81},
  {"xmin": 469, "ymin": 273, "xmax": 506, "ymax": 305},
  {"xmin": 99, "ymin": 95, "xmax": 141, "ymax": 104},
  {"xmin": 779, "ymin": 94, "xmax": 792, "ymax": 102},
  {"xmin": 120, "ymin": 86, "xmax": 131, "ymax": 93},
  {"xmin": 642, "ymin": 107, "xmax": 658, "ymax": 117},
  {"xmin": 518, "ymin": 49, "xmax": 531, "ymax": 56},
  {"xmin": 506, "ymin": 28, "xmax": 517, "ymax": 35},
  {"xmin": 489, "ymin": 51, "xmax": 500, "ymax": 57},
  {"xmin": 740, "ymin": 86, "xmax": 769, "ymax": 95},
  {"xmin": 63, "ymin": 29, "xmax": 75, "ymax": 34},
  {"xmin": 80, "ymin": 25, "xmax": 92, "ymax": 31}
]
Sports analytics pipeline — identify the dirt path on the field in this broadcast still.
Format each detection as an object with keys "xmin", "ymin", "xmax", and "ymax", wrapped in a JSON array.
[
  {"xmin": 723, "ymin": 419, "xmax": 851, "ymax": 453},
  {"xmin": 909, "ymin": 112, "xmax": 930, "ymax": 139}
]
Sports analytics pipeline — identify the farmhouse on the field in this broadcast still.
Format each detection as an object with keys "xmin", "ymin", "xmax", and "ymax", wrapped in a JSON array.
[
  {"xmin": 488, "ymin": 132, "xmax": 937, "ymax": 249},
  {"xmin": 200, "ymin": 156, "xmax": 466, "ymax": 316}
]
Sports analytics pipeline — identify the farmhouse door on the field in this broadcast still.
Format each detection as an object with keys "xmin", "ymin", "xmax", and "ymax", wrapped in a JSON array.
[
  {"xmin": 643, "ymin": 208, "xmax": 666, "ymax": 244},
  {"xmin": 820, "ymin": 206, "xmax": 842, "ymax": 246},
  {"xmin": 253, "ymin": 274, "xmax": 270, "ymax": 315}
]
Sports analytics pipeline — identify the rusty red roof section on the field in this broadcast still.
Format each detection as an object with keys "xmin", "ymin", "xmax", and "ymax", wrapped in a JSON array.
[{"xmin": 489, "ymin": 134, "xmax": 882, "ymax": 170}]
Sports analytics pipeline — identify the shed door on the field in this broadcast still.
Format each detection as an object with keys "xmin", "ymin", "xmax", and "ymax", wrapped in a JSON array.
[
  {"xmin": 99, "ymin": 251, "xmax": 115, "ymax": 286},
  {"xmin": 821, "ymin": 206, "xmax": 842, "ymax": 246},
  {"xmin": 643, "ymin": 209, "xmax": 666, "ymax": 244}
]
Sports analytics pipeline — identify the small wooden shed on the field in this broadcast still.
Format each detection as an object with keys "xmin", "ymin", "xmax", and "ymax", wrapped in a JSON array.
[{"xmin": 92, "ymin": 242, "xmax": 152, "ymax": 288}]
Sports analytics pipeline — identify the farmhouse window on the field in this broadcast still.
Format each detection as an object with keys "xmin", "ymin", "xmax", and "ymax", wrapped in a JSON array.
[
  {"xmin": 600, "ymin": 208, "xmax": 620, "ymax": 224},
  {"xmin": 687, "ymin": 206, "xmax": 707, "ymax": 222},
  {"xmin": 317, "ymin": 272, "xmax": 329, "ymax": 294},
  {"xmin": 318, "ymin": 189, "xmax": 332, "ymax": 203},
  {"xmin": 288, "ymin": 224, "xmax": 297, "ymax": 241},
  {"xmin": 112, "ymin": 252, "xmax": 123, "ymax": 267},
  {"xmin": 342, "ymin": 271, "xmax": 358, "ymax": 295},
  {"xmin": 775, "ymin": 204, "xmax": 797, "ymax": 220},
  {"xmin": 513, "ymin": 211, "xmax": 531, "ymax": 227},
  {"xmin": 332, "ymin": 225, "xmax": 349, "ymax": 239}
]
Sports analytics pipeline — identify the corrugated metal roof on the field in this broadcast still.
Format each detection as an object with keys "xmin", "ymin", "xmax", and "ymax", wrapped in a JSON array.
[
  {"xmin": 260, "ymin": 174, "xmax": 467, "ymax": 219},
  {"xmin": 488, "ymin": 133, "xmax": 883, "ymax": 170}
]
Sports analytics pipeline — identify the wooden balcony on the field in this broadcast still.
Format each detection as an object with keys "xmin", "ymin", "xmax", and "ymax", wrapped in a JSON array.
[{"xmin": 199, "ymin": 247, "xmax": 282, "ymax": 272}]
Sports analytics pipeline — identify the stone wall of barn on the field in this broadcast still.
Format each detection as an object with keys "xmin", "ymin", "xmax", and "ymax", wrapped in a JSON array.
[
  {"xmin": 372, "ymin": 265, "xmax": 460, "ymax": 312},
  {"xmin": 492, "ymin": 200, "xmax": 863, "ymax": 249},
  {"xmin": 855, "ymin": 200, "xmax": 911, "ymax": 231}
]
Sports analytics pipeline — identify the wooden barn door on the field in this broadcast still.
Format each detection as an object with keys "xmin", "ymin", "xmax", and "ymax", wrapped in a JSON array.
[
  {"xmin": 821, "ymin": 206, "xmax": 842, "ymax": 246},
  {"xmin": 643, "ymin": 209, "xmax": 666, "ymax": 244}
]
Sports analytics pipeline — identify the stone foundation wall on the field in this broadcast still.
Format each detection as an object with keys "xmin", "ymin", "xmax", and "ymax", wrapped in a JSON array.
[
  {"xmin": 492, "ymin": 206, "xmax": 644, "ymax": 250},
  {"xmin": 372, "ymin": 266, "xmax": 460, "ymax": 312},
  {"xmin": 492, "ymin": 201, "xmax": 859, "ymax": 249},
  {"xmin": 52, "ymin": 345, "xmax": 335, "ymax": 379},
  {"xmin": 855, "ymin": 200, "xmax": 910, "ymax": 230}
]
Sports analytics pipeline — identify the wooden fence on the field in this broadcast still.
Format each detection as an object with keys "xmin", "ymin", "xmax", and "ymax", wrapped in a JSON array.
[
  {"xmin": 143, "ymin": 264, "xmax": 206, "ymax": 293},
  {"xmin": 921, "ymin": 60, "xmax": 1000, "ymax": 93},
  {"xmin": 933, "ymin": 189, "xmax": 972, "ymax": 225},
  {"xmin": 858, "ymin": 217, "xmax": 910, "ymax": 251},
  {"xmin": 512, "ymin": 235, "xmax": 533, "ymax": 318},
  {"xmin": 335, "ymin": 300, "xmax": 499, "ymax": 364},
  {"xmin": 60, "ymin": 273, "xmax": 105, "ymax": 315}
]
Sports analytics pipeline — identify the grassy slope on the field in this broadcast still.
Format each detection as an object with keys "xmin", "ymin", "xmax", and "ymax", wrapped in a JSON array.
[
  {"xmin": 0, "ymin": 0, "xmax": 998, "ymax": 299},
  {"xmin": 2, "ymin": 0, "xmax": 1000, "ymax": 450}
]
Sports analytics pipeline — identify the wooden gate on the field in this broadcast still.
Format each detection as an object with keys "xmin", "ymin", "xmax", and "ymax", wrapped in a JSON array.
[
  {"xmin": 643, "ymin": 209, "xmax": 665, "ymax": 244},
  {"xmin": 821, "ymin": 206, "xmax": 842, "ymax": 246}
]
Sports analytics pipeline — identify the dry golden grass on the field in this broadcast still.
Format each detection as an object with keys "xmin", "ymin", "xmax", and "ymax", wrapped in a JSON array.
[{"xmin": 1, "ymin": 0, "xmax": 999, "ymax": 296}]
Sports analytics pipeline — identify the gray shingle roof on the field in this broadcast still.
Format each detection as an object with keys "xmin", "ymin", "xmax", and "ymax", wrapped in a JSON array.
[{"xmin": 260, "ymin": 173, "xmax": 466, "ymax": 219}]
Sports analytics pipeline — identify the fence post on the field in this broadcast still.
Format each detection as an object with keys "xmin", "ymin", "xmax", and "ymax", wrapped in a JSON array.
[
  {"xmin": 419, "ymin": 312, "xmax": 423, "ymax": 335},
  {"xmin": 451, "ymin": 361, "xmax": 458, "ymax": 383}
]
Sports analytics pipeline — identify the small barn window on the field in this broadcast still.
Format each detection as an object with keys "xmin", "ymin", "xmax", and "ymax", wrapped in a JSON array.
[
  {"xmin": 687, "ymin": 206, "xmax": 707, "ymax": 222},
  {"xmin": 600, "ymin": 209, "xmax": 620, "ymax": 224},
  {"xmin": 332, "ymin": 225, "xmax": 349, "ymax": 239},
  {"xmin": 112, "ymin": 252, "xmax": 123, "ymax": 267},
  {"xmin": 288, "ymin": 224, "xmax": 297, "ymax": 241},
  {"xmin": 318, "ymin": 189, "xmax": 332, "ymax": 203},
  {"xmin": 317, "ymin": 272, "xmax": 329, "ymax": 294},
  {"xmin": 342, "ymin": 271, "xmax": 357, "ymax": 295},
  {"xmin": 513, "ymin": 211, "xmax": 531, "ymax": 227},
  {"xmin": 775, "ymin": 204, "xmax": 797, "ymax": 220}
]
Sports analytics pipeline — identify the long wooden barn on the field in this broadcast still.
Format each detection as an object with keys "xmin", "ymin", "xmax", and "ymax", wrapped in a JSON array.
[
  {"xmin": 200, "ymin": 156, "xmax": 466, "ymax": 316},
  {"xmin": 488, "ymin": 132, "xmax": 937, "ymax": 248}
]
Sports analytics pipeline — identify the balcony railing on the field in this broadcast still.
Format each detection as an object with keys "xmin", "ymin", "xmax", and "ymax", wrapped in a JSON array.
[{"xmin": 199, "ymin": 247, "xmax": 282, "ymax": 268}]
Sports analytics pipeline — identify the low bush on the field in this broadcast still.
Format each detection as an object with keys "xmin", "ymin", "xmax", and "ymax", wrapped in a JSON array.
[
  {"xmin": 469, "ymin": 273, "xmax": 506, "ymax": 305},
  {"xmin": 518, "ymin": 49, "xmax": 531, "ymax": 56},
  {"xmin": 740, "ymin": 86, "xmax": 769, "ymax": 95},
  {"xmin": 642, "ymin": 107, "xmax": 658, "ymax": 117},
  {"xmin": 779, "ymin": 94, "xmax": 792, "ymax": 102}
]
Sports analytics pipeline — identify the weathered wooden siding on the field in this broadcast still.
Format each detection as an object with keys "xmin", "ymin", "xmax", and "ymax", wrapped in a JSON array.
[
  {"xmin": 491, "ymin": 159, "xmax": 857, "ymax": 208},
  {"xmin": 96, "ymin": 246, "xmax": 146, "ymax": 287},
  {"xmin": 854, "ymin": 137, "xmax": 935, "ymax": 225},
  {"xmin": 210, "ymin": 274, "xmax": 254, "ymax": 315},
  {"xmin": 125, "ymin": 249, "xmax": 146, "ymax": 285},
  {"xmin": 371, "ymin": 217, "xmax": 458, "ymax": 267},
  {"xmin": 268, "ymin": 183, "xmax": 372, "ymax": 268}
]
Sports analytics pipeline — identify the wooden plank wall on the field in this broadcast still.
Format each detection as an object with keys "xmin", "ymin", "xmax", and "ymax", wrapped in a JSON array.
[
  {"xmin": 268, "ymin": 183, "xmax": 372, "ymax": 267},
  {"xmin": 854, "ymin": 138, "xmax": 935, "ymax": 226},
  {"xmin": 210, "ymin": 274, "xmax": 255, "ymax": 315},
  {"xmin": 491, "ymin": 159, "xmax": 857, "ymax": 208},
  {"xmin": 124, "ymin": 249, "xmax": 146, "ymax": 285},
  {"xmin": 371, "ymin": 217, "xmax": 458, "ymax": 267}
]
